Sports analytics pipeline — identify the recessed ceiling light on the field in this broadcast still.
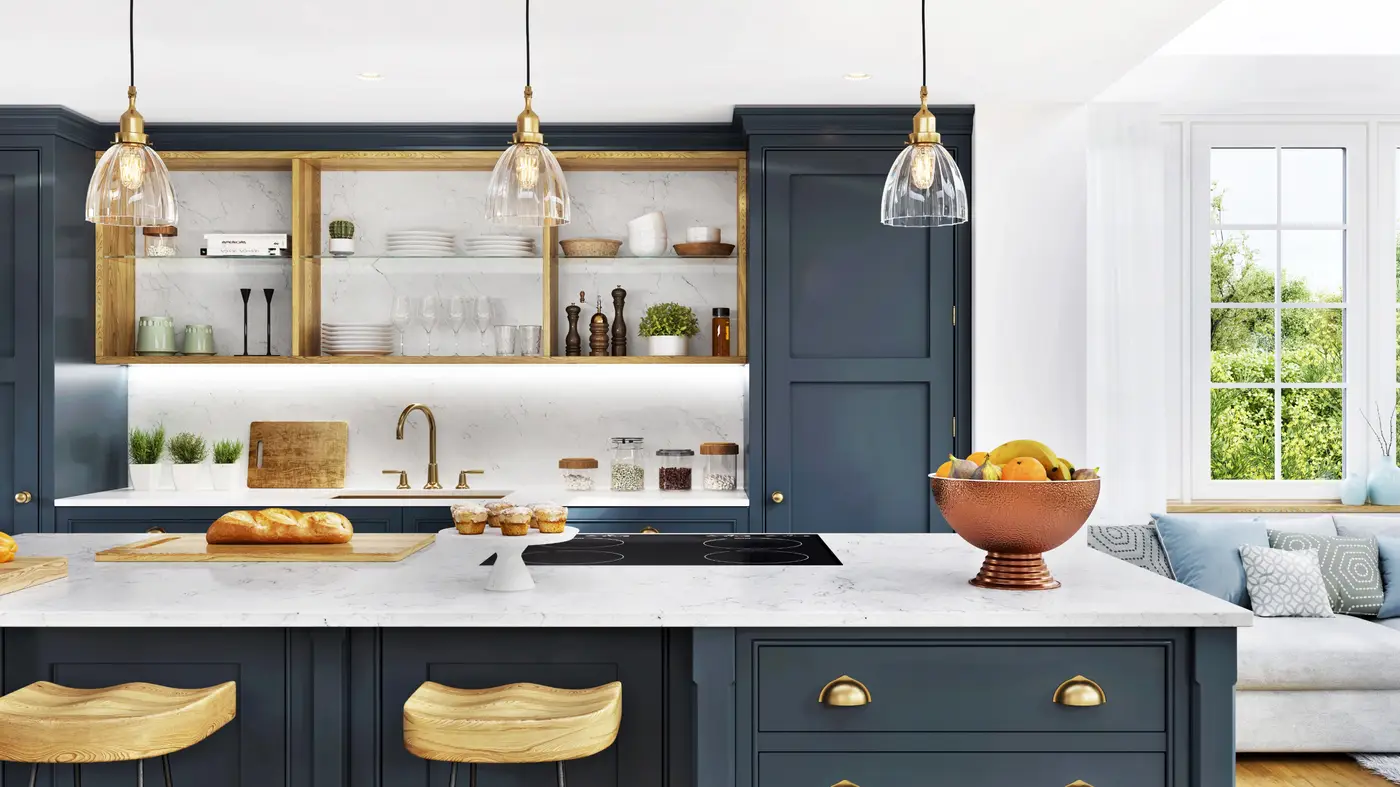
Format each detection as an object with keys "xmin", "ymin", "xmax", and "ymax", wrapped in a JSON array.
[
  {"xmin": 357, "ymin": 72, "xmax": 384, "ymax": 81},
  {"xmin": 844, "ymin": 72, "xmax": 872, "ymax": 81}
]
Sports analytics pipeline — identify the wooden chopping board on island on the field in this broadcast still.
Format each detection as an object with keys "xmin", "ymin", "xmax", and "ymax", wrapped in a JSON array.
[
  {"xmin": 95, "ymin": 533, "xmax": 434, "ymax": 563},
  {"xmin": 0, "ymin": 557, "xmax": 67, "ymax": 595},
  {"xmin": 246, "ymin": 421, "xmax": 348, "ymax": 488}
]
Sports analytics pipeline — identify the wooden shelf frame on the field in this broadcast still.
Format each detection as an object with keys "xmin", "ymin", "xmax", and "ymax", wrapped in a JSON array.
[{"xmin": 94, "ymin": 150, "xmax": 748, "ymax": 365}]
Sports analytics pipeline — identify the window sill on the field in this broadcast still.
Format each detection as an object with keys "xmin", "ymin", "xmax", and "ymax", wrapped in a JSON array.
[{"xmin": 1166, "ymin": 500, "xmax": 1400, "ymax": 514}]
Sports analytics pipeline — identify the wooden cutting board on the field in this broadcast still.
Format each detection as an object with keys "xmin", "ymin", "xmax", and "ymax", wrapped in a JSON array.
[
  {"xmin": 0, "ymin": 557, "xmax": 67, "ymax": 595},
  {"xmin": 94, "ymin": 534, "xmax": 435, "ymax": 563},
  {"xmin": 247, "ymin": 421, "xmax": 348, "ymax": 488}
]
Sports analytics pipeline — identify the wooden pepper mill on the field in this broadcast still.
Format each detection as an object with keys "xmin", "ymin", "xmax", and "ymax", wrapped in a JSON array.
[
  {"xmin": 565, "ymin": 291, "xmax": 584, "ymax": 356},
  {"xmin": 610, "ymin": 285, "xmax": 628, "ymax": 357},
  {"xmin": 589, "ymin": 296, "xmax": 610, "ymax": 356}
]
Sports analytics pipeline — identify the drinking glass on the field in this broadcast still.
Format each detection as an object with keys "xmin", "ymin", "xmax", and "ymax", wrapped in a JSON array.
[
  {"xmin": 390, "ymin": 295, "xmax": 412, "ymax": 355},
  {"xmin": 447, "ymin": 296, "xmax": 469, "ymax": 356},
  {"xmin": 494, "ymin": 325, "xmax": 518, "ymax": 356},
  {"xmin": 473, "ymin": 296, "xmax": 494, "ymax": 356},
  {"xmin": 418, "ymin": 296, "xmax": 439, "ymax": 356},
  {"xmin": 519, "ymin": 324, "xmax": 542, "ymax": 356}
]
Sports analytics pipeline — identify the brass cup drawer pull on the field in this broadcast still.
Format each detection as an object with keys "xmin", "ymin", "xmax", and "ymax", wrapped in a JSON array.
[
  {"xmin": 818, "ymin": 675, "xmax": 872, "ymax": 706},
  {"xmin": 831, "ymin": 782, "xmax": 860, "ymax": 787},
  {"xmin": 1066, "ymin": 781, "xmax": 1094, "ymax": 787},
  {"xmin": 1053, "ymin": 675, "xmax": 1106, "ymax": 707}
]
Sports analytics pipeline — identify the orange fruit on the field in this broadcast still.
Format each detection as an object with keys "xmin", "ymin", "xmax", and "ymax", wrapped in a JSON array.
[
  {"xmin": 1002, "ymin": 457, "xmax": 1049, "ymax": 481},
  {"xmin": 0, "ymin": 532, "xmax": 16, "ymax": 563},
  {"xmin": 935, "ymin": 460, "xmax": 953, "ymax": 478},
  {"xmin": 966, "ymin": 451, "xmax": 989, "ymax": 465}
]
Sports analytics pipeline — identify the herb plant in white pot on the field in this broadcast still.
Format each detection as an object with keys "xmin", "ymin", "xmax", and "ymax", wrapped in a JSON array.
[
  {"xmin": 639, "ymin": 302, "xmax": 699, "ymax": 357},
  {"xmin": 128, "ymin": 424, "xmax": 165, "ymax": 491},
  {"xmin": 169, "ymin": 432, "xmax": 208, "ymax": 491},
  {"xmin": 211, "ymin": 438, "xmax": 244, "ymax": 491}
]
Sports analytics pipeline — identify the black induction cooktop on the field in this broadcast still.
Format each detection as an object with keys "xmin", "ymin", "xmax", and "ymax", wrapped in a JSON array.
[{"xmin": 481, "ymin": 533, "xmax": 842, "ymax": 566}]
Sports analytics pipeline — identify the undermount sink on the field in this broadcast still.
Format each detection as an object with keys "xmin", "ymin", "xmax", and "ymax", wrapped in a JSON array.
[{"xmin": 332, "ymin": 489, "xmax": 513, "ymax": 500}]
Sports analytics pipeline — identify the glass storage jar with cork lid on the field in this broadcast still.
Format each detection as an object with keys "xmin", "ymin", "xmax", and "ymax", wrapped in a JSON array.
[
  {"xmin": 143, "ymin": 225, "xmax": 178, "ymax": 257},
  {"xmin": 700, "ymin": 442, "xmax": 739, "ymax": 490},
  {"xmin": 609, "ymin": 437, "xmax": 646, "ymax": 491},
  {"xmin": 559, "ymin": 457, "xmax": 598, "ymax": 491}
]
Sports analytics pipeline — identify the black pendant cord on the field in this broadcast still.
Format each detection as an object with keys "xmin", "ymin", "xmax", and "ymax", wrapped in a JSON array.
[
  {"xmin": 920, "ymin": 0, "xmax": 926, "ymax": 89},
  {"xmin": 525, "ymin": 0, "xmax": 531, "ymax": 87},
  {"xmin": 129, "ymin": 0, "xmax": 135, "ymax": 86}
]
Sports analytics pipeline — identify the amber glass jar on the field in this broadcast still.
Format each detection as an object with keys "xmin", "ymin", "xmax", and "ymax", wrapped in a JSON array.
[{"xmin": 712, "ymin": 307, "xmax": 731, "ymax": 356}]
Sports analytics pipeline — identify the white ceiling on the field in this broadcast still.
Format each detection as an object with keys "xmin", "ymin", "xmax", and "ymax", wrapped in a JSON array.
[{"xmin": 2, "ymin": 0, "xmax": 1222, "ymax": 124}]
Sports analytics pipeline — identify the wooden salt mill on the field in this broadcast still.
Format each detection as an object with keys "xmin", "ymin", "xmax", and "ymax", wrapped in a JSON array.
[
  {"xmin": 565, "ymin": 291, "xmax": 584, "ymax": 356},
  {"xmin": 589, "ymin": 296, "xmax": 610, "ymax": 356},
  {"xmin": 610, "ymin": 285, "xmax": 628, "ymax": 356}
]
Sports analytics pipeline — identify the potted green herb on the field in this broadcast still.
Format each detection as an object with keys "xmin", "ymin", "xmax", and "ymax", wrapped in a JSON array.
[
  {"xmin": 211, "ymin": 438, "xmax": 245, "ymax": 491},
  {"xmin": 128, "ymin": 424, "xmax": 166, "ymax": 491},
  {"xmin": 169, "ymin": 432, "xmax": 208, "ymax": 490},
  {"xmin": 329, "ymin": 219, "xmax": 356, "ymax": 257},
  {"xmin": 639, "ymin": 302, "xmax": 700, "ymax": 357}
]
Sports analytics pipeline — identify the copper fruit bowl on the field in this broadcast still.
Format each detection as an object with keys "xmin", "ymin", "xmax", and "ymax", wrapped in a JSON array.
[{"xmin": 929, "ymin": 476, "xmax": 1101, "ymax": 591}]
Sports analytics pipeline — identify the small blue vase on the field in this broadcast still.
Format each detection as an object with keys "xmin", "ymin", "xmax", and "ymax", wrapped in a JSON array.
[
  {"xmin": 1340, "ymin": 472, "xmax": 1368, "ymax": 506},
  {"xmin": 1368, "ymin": 456, "xmax": 1400, "ymax": 505}
]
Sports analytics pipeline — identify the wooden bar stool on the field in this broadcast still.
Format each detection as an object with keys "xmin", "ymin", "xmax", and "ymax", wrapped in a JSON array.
[
  {"xmin": 0, "ymin": 681, "xmax": 236, "ymax": 786},
  {"xmin": 404, "ymin": 681, "xmax": 622, "ymax": 787}
]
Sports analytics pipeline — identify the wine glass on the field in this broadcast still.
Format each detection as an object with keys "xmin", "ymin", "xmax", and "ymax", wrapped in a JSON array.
[
  {"xmin": 390, "ymin": 295, "xmax": 412, "ymax": 356},
  {"xmin": 418, "ymin": 296, "xmax": 439, "ymax": 356},
  {"xmin": 473, "ymin": 296, "xmax": 494, "ymax": 356},
  {"xmin": 447, "ymin": 296, "xmax": 469, "ymax": 356}
]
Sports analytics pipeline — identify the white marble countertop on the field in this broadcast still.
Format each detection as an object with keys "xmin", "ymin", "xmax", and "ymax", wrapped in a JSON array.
[
  {"xmin": 0, "ymin": 534, "xmax": 1252, "ymax": 628},
  {"xmin": 53, "ymin": 487, "xmax": 749, "ymax": 508}
]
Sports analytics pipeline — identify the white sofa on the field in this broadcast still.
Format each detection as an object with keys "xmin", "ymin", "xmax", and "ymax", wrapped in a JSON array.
[{"xmin": 1096, "ymin": 514, "xmax": 1400, "ymax": 752}]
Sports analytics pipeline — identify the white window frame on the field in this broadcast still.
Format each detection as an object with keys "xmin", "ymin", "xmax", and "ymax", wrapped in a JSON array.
[{"xmin": 1189, "ymin": 123, "xmax": 1369, "ymax": 500}]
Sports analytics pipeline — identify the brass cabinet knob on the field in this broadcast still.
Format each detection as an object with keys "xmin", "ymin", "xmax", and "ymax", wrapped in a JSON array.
[
  {"xmin": 818, "ymin": 675, "xmax": 872, "ymax": 706},
  {"xmin": 146, "ymin": 527, "xmax": 166, "ymax": 534},
  {"xmin": 640, "ymin": 526, "xmax": 660, "ymax": 534},
  {"xmin": 382, "ymin": 469, "xmax": 410, "ymax": 490},
  {"xmin": 1053, "ymin": 675, "xmax": 1106, "ymax": 707},
  {"xmin": 455, "ymin": 469, "xmax": 485, "ymax": 490},
  {"xmin": 13, "ymin": 491, "xmax": 31, "ymax": 504},
  {"xmin": 771, "ymin": 491, "xmax": 784, "ymax": 504}
]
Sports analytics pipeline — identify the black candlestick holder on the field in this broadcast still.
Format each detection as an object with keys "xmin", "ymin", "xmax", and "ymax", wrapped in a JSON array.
[
  {"xmin": 238, "ymin": 288, "xmax": 251, "ymax": 356},
  {"xmin": 263, "ymin": 288, "xmax": 275, "ymax": 356}
]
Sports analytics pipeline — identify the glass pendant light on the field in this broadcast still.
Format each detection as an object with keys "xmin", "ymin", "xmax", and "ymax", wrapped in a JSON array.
[
  {"xmin": 85, "ymin": 0, "xmax": 177, "ymax": 227},
  {"xmin": 486, "ymin": 0, "xmax": 571, "ymax": 227},
  {"xmin": 880, "ymin": 0, "xmax": 967, "ymax": 228}
]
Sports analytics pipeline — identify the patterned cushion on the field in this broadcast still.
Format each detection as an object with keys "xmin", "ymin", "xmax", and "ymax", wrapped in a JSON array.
[
  {"xmin": 1239, "ymin": 545, "xmax": 1333, "ymax": 618},
  {"xmin": 1087, "ymin": 525, "xmax": 1174, "ymax": 578},
  {"xmin": 1268, "ymin": 530, "xmax": 1384, "ymax": 617}
]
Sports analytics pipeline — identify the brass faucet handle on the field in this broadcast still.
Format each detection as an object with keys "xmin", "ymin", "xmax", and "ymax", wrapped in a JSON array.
[
  {"xmin": 383, "ymin": 469, "xmax": 410, "ymax": 490},
  {"xmin": 456, "ymin": 470, "xmax": 486, "ymax": 490}
]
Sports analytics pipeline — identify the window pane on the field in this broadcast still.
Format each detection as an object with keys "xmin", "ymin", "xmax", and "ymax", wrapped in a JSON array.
[
  {"xmin": 1211, "ymin": 230, "xmax": 1277, "ymax": 303},
  {"xmin": 1211, "ymin": 148, "xmax": 1277, "ymax": 224},
  {"xmin": 1282, "ymin": 388, "xmax": 1343, "ymax": 479},
  {"xmin": 1212, "ymin": 308, "xmax": 1274, "ymax": 383},
  {"xmin": 1281, "ymin": 308, "xmax": 1343, "ymax": 383},
  {"xmin": 1281, "ymin": 230, "xmax": 1344, "ymax": 302},
  {"xmin": 1211, "ymin": 388, "xmax": 1275, "ymax": 480},
  {"xmin": 1281, "ymin": 148, "xmax": 1344, "ymax": 224}
]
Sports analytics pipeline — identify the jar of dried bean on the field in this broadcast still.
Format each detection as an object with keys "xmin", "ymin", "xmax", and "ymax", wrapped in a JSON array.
[
  {"xmin": 700, "ymin": 442, "xmax": 739, "ymax": 490},
  {"xmin": 656, "ymin": 449, "xmax": 695, "ymax": 491}
]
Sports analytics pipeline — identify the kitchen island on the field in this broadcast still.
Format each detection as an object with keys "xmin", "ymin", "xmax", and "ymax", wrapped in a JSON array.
[{"xmin": 0, "ymin": 533, "xmax": 1247, "ymax": 787}]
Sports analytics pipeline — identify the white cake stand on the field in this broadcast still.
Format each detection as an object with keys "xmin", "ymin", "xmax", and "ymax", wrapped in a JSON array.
[{"xmin": 435, "ymin": 526, "xmax": 579, "ymax": 592}]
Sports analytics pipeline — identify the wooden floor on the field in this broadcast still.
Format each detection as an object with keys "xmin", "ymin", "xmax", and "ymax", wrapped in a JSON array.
[{"xmin": 1238, "ymin": 756, "xmax": 1394, "ymax": 786}]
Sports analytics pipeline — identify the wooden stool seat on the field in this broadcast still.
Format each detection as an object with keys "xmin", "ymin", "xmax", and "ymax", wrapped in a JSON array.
[
  {"xmin": 404, "ymin": 681, "xmax": 622, "ymax": 764},
  {"xmin": 0, "ymin": 681, "xmax": 236, "ymax": 763}
]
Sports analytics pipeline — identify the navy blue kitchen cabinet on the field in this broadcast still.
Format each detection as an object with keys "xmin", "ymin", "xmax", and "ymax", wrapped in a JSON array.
[
  {"xmin": 738, "ymin": 109, "xmax": 973, "ymax": 534},
  {"xmin": 0, "ymin": 149, "xmax": 41, "ymax": 535},
  {"xmin": 56, "ymin": 506, "xmax": 397, "ymax": 534}
]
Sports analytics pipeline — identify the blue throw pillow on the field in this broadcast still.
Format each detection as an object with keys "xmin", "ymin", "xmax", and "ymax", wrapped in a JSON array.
[
  {"xmin": 1378, "ymin": 536, "xmax": 1400, "ymax": 619},
  {"xmin": 1152, "ymin": 514, "xmax": 1270, "ymax": 608}
]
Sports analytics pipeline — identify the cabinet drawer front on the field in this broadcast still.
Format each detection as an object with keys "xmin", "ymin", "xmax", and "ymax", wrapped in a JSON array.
[
  {"xmin": 759, "ymin": 752, "xmax": 1164, "ymax": 787},
  {"xmin": 758, "ymin": 643, "xmax": 1165, "ymax": 733}
]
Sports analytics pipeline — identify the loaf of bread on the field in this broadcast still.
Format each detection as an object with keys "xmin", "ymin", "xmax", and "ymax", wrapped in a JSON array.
[{"xmin": 206, "ymin": 508, "xmax": 353, "ymax": 545}]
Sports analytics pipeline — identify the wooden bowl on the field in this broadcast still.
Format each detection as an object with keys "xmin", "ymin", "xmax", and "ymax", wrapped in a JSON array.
[
  {"xmin": 673, "ymin": 242, "xmax": 735, "ymax": 258},
  {"xmin": 928, "ymin": 476, "xmax": 1101, "ymax": 590},
  {"xmin": 559, "ymin": 238, "xmax": 622, "ymax": 258}
]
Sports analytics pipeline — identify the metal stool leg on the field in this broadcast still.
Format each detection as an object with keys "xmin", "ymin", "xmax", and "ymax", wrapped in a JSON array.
[
  {"xmin": 162, "ymin": 755, "xmax": 173, "ymax": 787},
  {"xmin": 470, "ymin": 763, "xmax": 477, "ymax": 787},
  {"xmin": 447, "ymin": 763, "xmax": 456, "ymax": 787},
  {"xmin": 27, "ymin": 763, "xmax": 36, "ymax": 787},
  {"xmin": 137, "ymin": 759, "xmax": 144, "ymax": 787},
  {"xmin": 556, "ymin": 761, "xmax": 566, "ymax": 787},
  {"xmin": 75, "ymin": 764, "xmax": 82, "ymax": 787}
]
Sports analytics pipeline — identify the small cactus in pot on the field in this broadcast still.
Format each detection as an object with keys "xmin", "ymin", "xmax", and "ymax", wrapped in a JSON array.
[{"xmin": 328, "ymin": 219, "xmax": 356, "ymax": 256}]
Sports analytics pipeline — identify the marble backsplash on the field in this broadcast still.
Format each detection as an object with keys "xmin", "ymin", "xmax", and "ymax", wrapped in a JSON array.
[{"xmin": 127, "ymin": 365, "xmax": 747, "ymax": 490}]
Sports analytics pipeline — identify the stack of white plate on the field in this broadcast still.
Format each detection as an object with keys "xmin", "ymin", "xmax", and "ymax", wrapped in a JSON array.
[
  {"xmin": 322, "ymin": 323, "xmax": 396, "ymax": 356},
  {"xmin": 386, "ymin": 230, "xmax": 456, "ymax": 257},
  {"xmin": 461, "ymin": 234, "xmax": 537, "ymax": 257}
]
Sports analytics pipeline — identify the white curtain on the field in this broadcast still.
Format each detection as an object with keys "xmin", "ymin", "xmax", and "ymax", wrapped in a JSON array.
[{"xmin": 1084, "ymin": 103, "xmax": 1168, "ymax": 523}]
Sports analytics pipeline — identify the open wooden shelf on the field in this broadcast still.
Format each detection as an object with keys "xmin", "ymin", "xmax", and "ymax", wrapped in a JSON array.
[{"xmin": 98, "ymin": 355, "xmax": 747, "ymax": 366}]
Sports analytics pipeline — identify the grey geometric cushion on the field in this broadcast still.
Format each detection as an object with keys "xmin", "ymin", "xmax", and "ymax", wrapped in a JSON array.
[
  {"xmin": 1268, "ymin": 530, "xmax": 1384, "ymax": 617},
  {"xmin": 1087, "ymin": 525, "xmax": 1174, "ymax": 578},
  {"xmin": 1239, "ymin": 545, "xmax": 1333, "ymax": 618}
]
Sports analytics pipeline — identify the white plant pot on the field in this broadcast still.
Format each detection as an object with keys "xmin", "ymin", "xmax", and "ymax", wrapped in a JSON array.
[
  {"xmin": 171, "ymin": 464, "xmax": 206, "ymax": 491},
  {"xmin": 328, "ymin": 237, "xmax": 355, "ymax": 256},
  {"xmin": 129, "ymin": 463, "xmax": 160, "ymax": 491},
  {"xmin": 211, "ymin": 463, "xmax": 242, "ymax": 491},
  {"xmin": 648, "ymin": 335, "xmax": 688, "ymax": 357}
]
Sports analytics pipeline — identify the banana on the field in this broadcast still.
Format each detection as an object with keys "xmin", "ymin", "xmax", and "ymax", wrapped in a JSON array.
[
  {"xmin": 988, "ymin": 440, "xmax": 1059, "ymax": 474},
  {"xmin": 1048, "ymin": 457, "xmax": 1074, "ymax": 481}
]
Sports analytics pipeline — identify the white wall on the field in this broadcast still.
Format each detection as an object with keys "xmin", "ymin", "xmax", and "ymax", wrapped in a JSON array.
[{"xmin": 972, "ymin": 104, "xmax": 1090, "ymax": 463}]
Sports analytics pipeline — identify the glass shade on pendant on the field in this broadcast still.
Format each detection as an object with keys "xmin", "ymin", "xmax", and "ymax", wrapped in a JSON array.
[
  {"xmin": 85, "ymin": 141, "xmax": 178, "ymax": 227},
  {"xmin": 485, "ymin": 142, "xmax": 571, "ymax": 228},
  {"xmin": 880, "ymin": 142, "xmax": 968, "ymax": 227}
]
